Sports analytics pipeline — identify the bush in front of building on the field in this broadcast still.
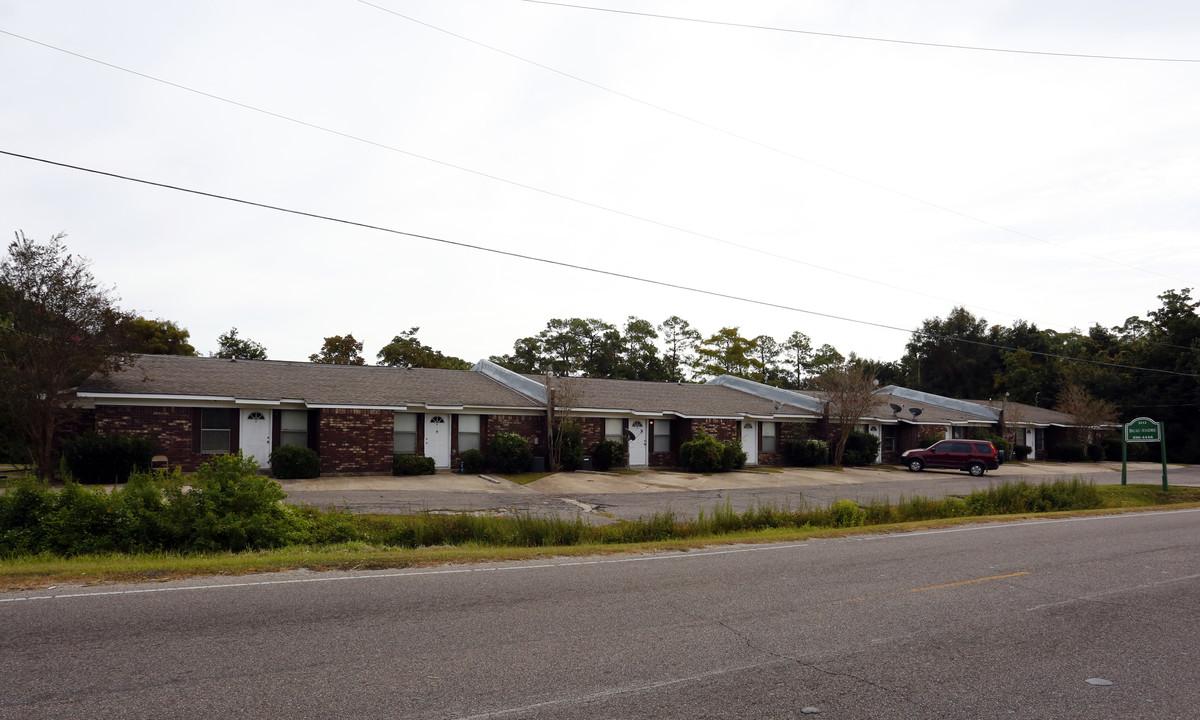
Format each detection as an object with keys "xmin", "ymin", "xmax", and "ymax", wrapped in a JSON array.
[
  {"xmin": 460, "ymin": 448, "xmax": 485, "ymax": 473},
  {"xmin": 918, "ymin": 432, "xmax": 945, "ymax": 448},
  {"xmin": 1086, "ymin": 443, "xmax": 1104, "ymax": 462},
  {"xmin": 785, "ymin": 439, "xmax": 828, "ymax": 467},
  {"xmin": 61, "ymin": 432, "xmax": 155, "ymax": 484},
  {"xmin": 554, "ymin": 422, "xmax": 584, "ymax": 471},
  {"xmin": 1013, "ymin": 444, "xmax": 1032, "ymax": 461},
  {"xmin": 269, "ymin": 445, "xmax": 321, "ymax": 479},
  {"xmin": 840, "ymin": 430, "xmax": 879, "ymax": 466},
  {"xmin": 1052, "ymin": 442, "xmax": 1087, "ymax": 462},
  {"xmin": 680, "ymin": 430, "xmax": 745, "ymax": 473},
  {"xmin": 393, "ymin": 454, "xmax": 436, "ymax": 476},
  {"xmin": 592, "ymin": 439, "xmax": 627, "ymax": 471},
  {"xmin": 489, "ymin": 432, "xmax": 532, "ymax": 474}
]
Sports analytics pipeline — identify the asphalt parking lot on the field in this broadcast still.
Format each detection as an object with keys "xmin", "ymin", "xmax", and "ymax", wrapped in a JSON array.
[{"xmin": 281, "ymin": 461, "xmax": 1196, "ymax": 523}]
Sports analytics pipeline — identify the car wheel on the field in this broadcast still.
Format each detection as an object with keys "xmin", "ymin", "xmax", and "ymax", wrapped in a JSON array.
[
  {"xmin": 967, "ymin": 462, "xmax": 985, "ymax": 477},
  {"xmin": 907, "ymin": 459, "xmax": 924, "ymax": 472}
]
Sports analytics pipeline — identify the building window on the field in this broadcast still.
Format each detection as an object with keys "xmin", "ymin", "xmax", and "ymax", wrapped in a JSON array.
[
  {"xmin": 1035, "ymin": 428, "xmax": 1045, "ymax": 452},
  {"xmin": 604, "ymin": 418, "xmax": 624, "ymax": 443},
  {"xmin": 762, "ymin": 422, "xmax": 777, "ymax": 453},
  {"xmin": 394, "ymin": 413, "xmax": 418, "ymax": 454},
  {"xmin": 952, "ymin": 426, "xmax": 968, "ymax": 439},
  {"xmin": 200, "ymin": 409, "xmax": 231, "ymax": 454},
  {"xmin": 458, "ymin": 414, "xmax": 480, "ymax": 452},
  {"xmin": 281, "ymin": 410, "xmax": 308, "ymax": 448},
  {"xmin": 882, "ymin": 425, "xmax": 897, "ymax": 453},
  {"xmin": 652, "ymin": 419, "xmax": 671, "ymax": 453}
]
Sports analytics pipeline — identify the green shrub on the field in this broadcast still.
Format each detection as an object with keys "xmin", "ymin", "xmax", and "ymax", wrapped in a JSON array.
[
  {"xmin": 554, "ymin": 421, "xmax": 584, "ymax": 471},
  {"xmin": 393, "ymin": 454, "xmax": 436, "ymax": 476},
  {"xmin": 592, "ymin": 439, "xmax": 627, "ymax": 471},
  {"xmin": 460, "ymin": 448, "xmax": 485, "ymax": 473},
  {"xmin": 918, "ymin": 432, "xmax": 945, "ymax": 448},
  {"xmin": 785, "ymin": 439, "xmax": 828, "ymax": 467},
  {"xmin": 722, "ymin": 440, "xmax": 747, "ymax": 471},
  {"xmin": 61, "ymin": 432, "xmax": 155, "ymax": 484},
  {"xmin": 489, "ymin": 432, "xmax": 531, "ymax": 474},
  {"xmin": 185, "ymin": 453, "xmax": 304, "ymax": 552},
  {"xmin": 1086, "ymin": 443, "xmax": 1104, "ymax": 462},
  {"xmin": 841, "ymin": 430, "xmax": 879, "ymax": 466},
  {"xmin": 680, "ymin": 431, "xmax": 745, "ymax": 472},
  {"xmin": 1052, "ymin": 442, "xmax": 1086, "ymax": 462},
  {"xmin": 830, "ymin": 499, "xmax": 865, "ymax": 527},
  {"xmin": 270, "ymin": 445, "xmax": 321, "ymax": 479},
  {"xmin": 1013, "ymin": 444, "xmax": 1032, "ymax": 461}
]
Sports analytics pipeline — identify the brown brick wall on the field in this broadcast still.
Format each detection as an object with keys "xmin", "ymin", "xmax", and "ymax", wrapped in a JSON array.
[
  {"xmin": 95, "ymin": 405, "xmax": 204, "ymax": 471},
  {"xmin": 318, "ymin": 408, "xmax": 393, "ymax": 474},
  {"xmin": 485, "ymin": 414, "xmax": 547, "ymax": 461}
]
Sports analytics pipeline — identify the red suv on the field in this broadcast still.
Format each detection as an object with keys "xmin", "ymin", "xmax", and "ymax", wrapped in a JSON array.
[{"xmin": 901, "ymin": 440, "xmax": 999, "ymax": 476}]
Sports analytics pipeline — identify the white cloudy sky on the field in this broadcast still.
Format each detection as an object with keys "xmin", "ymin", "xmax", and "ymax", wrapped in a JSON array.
[{"xmin": 3, "ymin": 0, "xmax": 1199, "ymax": 366}]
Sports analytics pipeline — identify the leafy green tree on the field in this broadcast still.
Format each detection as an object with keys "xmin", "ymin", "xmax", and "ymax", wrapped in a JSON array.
[
  {"xmin": 490, "ymin": 336, "xmax": 542, "ymax": 374},
  {"xmin": 212, "ymin": 327, "xmax": 267, "ymax": 360},
  {"xmin": 901, "ymin": 307, "xmax": 996, "ymax": 397},
  {"xmin": 806, "ymin": 343, "xmax": 845, "ymax": 381},
  {"xmin": 125, "ymin": 316, "xmax": 196, "ymax": 356},
  {"xmin": 659, "ymin": 315, "xmax": 700, "ymax": 382},
  {"xmin": 616, "ymin": 316, "xmax": 667, "ymax": 381},
  {"xmin": 782, "ymin": 331, "xmax": 814, "ymax": 388},
  {"xmin": 309, "ymin": 333, "xmax": 365, "ymax": 365},
  {"xmin": 694, "ymin": 327, "xmax": 760, "ymax": 379},
  {"xmin": 376, "ymin": 327, "xmax": 470, "ymax": 370},
  {"xmin": 0, "ymin": 232, "xmax": 135, "ymax": 478},
  {"xmin": 751, "ymin": 334, "xmax": 783, "ymax": 385}
]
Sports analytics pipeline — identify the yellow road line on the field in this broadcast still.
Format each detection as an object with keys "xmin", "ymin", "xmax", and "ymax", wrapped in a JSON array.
[{"xmin": 910, "ymin": 571, "xmax": 1029, "ymax": 593}]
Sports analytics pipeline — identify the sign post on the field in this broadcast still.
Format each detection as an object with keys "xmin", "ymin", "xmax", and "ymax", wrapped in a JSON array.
[{"xmin": 1122, "ymin": 417, "xmax": 1167, "ymax": 490}]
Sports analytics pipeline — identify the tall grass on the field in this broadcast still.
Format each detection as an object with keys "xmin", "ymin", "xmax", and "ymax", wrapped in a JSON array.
[{"xmin": 0, "ymin": 476, "xmax": 1133, "ymax": 559}]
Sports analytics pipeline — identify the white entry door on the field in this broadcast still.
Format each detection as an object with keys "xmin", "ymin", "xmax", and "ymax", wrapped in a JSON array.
[
  {"xmin": 240, "ymin": 409, "xmax": 272, "ymax": 468},
  {"xmin": 425, "ymin": 414, "xmax": 451, "ymax": 469},
  {"xmin": 741, "ymin": 420, "xmax": 758, "ymax": 465},
  {"xmin": 628, "ymin": 419, "xmax": 648, "ymax": 466}
]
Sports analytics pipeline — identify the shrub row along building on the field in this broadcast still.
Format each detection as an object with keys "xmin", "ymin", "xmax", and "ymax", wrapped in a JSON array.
[{"xmin": 73, "ymin": 355, "xmax": 1083, "ymax": 474}]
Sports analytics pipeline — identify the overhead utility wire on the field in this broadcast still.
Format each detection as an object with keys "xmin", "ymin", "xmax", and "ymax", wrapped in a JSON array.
[
  {"xmin": 356, "ymin": 3, "xmax": 1193, "ymax": 291},
  {"xmin": 0, "ymin": 27, "xmax": 978, "ymax": 307},
  {"xmin": 4, "ymin": 149, "xmax": 1195, "ymax": 379},
  {"xmin": 520, "ymin": 1, "xmax": 1200, "ymax": 63}
]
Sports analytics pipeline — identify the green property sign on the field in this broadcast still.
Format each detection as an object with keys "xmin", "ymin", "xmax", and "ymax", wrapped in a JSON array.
[
  {"xmin": 1121, "ymin": 417, "xmax": 1168, "ymax": 490},
  {"xmin": 1125, "ymin": 417, "xmax": 1162, "ymax": 443}
]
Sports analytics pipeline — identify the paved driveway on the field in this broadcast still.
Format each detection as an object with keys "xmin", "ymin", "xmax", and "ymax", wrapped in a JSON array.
[{"xmin": 281, "ymin": 461, "xmax": 1193, "ymax": 523}]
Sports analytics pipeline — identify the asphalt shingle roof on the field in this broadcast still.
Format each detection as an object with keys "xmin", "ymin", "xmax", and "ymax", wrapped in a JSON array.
[
  {"xmin": 538, "ymin": 375, "xmax": 817, "ymax": 418},
  {"xmin": 78, "ymin": 355, "xmax": 541, "ymax": 409}
]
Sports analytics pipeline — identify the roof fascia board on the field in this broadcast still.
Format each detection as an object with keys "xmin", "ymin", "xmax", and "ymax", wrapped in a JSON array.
[{"xmin": 80, "ymin": 392, "xmax": 237, "ymax": 403}]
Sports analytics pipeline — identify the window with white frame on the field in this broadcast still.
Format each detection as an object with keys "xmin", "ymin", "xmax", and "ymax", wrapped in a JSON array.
[
  {"xmin": 604, "ymin": 418, "xmax": 624, "ymax": 443},
  {"xmin": 394, "ymin": 413, "xmax": 418, "ymax": 454},
  {"xmin": 458, "ymin": 414, "xmax": 480, "ymax": 452},
  {"xmin": 652, "ymin": 419, "xmax": 671, "ymax": 453},
  {"xmin": 280, "ymin": 410, "xmax": 308, "ymax": 448},
  {"xmin": 761, "ymin": 422, "xmax": 777, "ymax": 453},
  {"xmin": 200, "ymin": 409, "xmax": 232, "ymax": 454}
]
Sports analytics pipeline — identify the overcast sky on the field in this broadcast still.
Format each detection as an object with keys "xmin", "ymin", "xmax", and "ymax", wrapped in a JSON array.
[{"xmin": 3, "ymin": 0, "xmax": 1198, "ymax": 368}]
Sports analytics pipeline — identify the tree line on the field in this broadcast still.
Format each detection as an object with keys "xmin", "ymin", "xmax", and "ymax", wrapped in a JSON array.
[{"xmin": 4, "ymin": 231, "xmax": 1199, "ymax": 476}]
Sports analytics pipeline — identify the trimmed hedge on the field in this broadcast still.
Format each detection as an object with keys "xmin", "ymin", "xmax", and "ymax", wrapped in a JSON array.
[
  {"xmin": 680, "ymin": 430, "xmax": 745, "ymax": 473},
  {"xmin": 393, "ymin": 454, "xmax": 436, "ymax": 476},
  {"xmin": 460, "ymin": 448, "xmax": 485, "ymax": 473},
  {"xmin": 61, "ymin": 432, "xmax": 155, "ymax": 485},
  {"xmin": 841, "ymin": 430, "xmax": 879, "ymax": 466},
  {"xmin": 270, "ymin": 445, "xmax": 321, "ymax": 479},
  {"xmin": 489, "ymin": 432, "xmax": 531, "ymax": 474},
  {"xmin": 592, "ymin": 439, "xmax": 627, "ymax": 471},
  {"xmin": 785, "ymin": 439, "xmax": 828, "ymax": 467}
]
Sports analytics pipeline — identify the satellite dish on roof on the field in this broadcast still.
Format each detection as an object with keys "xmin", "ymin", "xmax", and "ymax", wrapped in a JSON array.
[
  {"xmin": 889, "ymin": 403, "xmax": 902, "ymax": 414},
  {"xmin": 909, "ymin": 407, "xmax": 923, "ymax": 417}
]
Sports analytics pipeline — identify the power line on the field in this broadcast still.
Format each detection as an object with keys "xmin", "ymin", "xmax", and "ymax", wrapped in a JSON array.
[
  {"xmin": 4, "ymin": 148, "xmax": 1196, "ymax": 380},
  {"xmin": 4, "ymin": 22, "xmax": 1193, "ymax": 314},
  {"xmin": 355, "ymin": 2, "xmax": 1195, "ymax": 299},
  {"xmin": 519, "ymin": 1, "xmax": 1200, "ymax": 63}
]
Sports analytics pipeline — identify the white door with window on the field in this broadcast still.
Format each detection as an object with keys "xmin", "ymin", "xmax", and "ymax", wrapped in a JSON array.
[
  {"xmin": 741, "ymin": 421, "xmax": 758, "ymax": 465},
  {"xmin": 240, "ymin": 409, "xmax": 272, "ymax": 468},
  {"xmin": 425, "ymin": 414, "xmax": 450, "ymax": 468},
  {"xmin": 628, "ymin": 419, "xmax": 648, "ymax": 466}
]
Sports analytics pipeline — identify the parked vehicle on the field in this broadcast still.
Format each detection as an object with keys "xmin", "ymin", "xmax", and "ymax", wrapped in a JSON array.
[{"xmin": 900, "ymin": 440, "xmax": 1000, "ymax": 476}]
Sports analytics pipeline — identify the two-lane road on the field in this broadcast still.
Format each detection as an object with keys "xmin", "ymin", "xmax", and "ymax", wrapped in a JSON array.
[{"xmin": 3, "ymin": 509, "xmax": 1199, "ymax": 718}]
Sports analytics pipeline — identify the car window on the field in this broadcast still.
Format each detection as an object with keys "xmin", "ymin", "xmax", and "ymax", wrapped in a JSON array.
[{"xmin": 972, "ymin": 442, "xmax": 992, "ymax": 453}]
